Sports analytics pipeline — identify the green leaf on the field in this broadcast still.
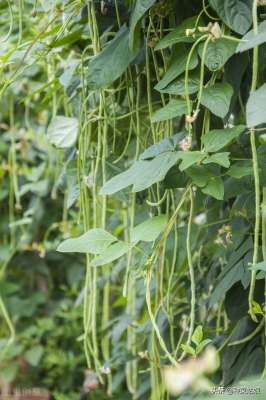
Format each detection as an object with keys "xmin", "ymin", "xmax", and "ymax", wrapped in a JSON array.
[
  {"xmin": 24, "ymin": 345, "xmax": 44, "ymax": 367},
  {"xmin": 246, "ymin": 83, "xmax": 266, "ymax": 127},
  {"xmin": 196, "ymin": 339, "xmax": 212, "ymax": 355},
  {"xmin": 227, "ymin": 161, "xmax": 253, "ymax": 178},
  {"xmin": 129, "ymin": 0, "xmax": 156, "ymax": 51},
  {"xmin": 131, "ymin": 215, "xmax": 167, "ymax": 243},
  {"xmin": 57, "ymin": 229, "xmax": 117, "ymax": 254},
  {"xmin": 237, "ymin": 20, "xmax": 266, "ymax": 52},
  {"xmin": 100, "ymin": 152, "xmax": 181, "ymax": 194},
  {"xmin": 140, "ymin": 133, "xmax": 184, "ymax": 160},
  {"xmin": 87, "ymin": 26, "xmax": 138, "ymax": 90},
  {"xmin": 157, "ymin": 73, "xmax": 199, "ymax": 96},
  {"xmin": 251, "ymin": 300, "xmax": 264, "ymax": 315},
  {"xmin": 200, "ymin": 83, "xmax": 233, "ymax": 118},
  {"xmin": 186, "ymin": 165, "xmax": 213, "ymax": 188},
  {"xmin": 202, "ymin": 125, "xmax": 246, "ymax": 152},
  {"xmin": 91, "ymin": 241, "xmax": 130, "ymax": 267},
  {"xmin": 181, "ymin": 344, "xmax": 196, "ymax": 356},
  {"xmin": 198, "ymin": 39, "xmax": 237, "ymax": 71},
  {"xmin": 203, "ymin": 152, "xmax": 230, "ymax": 168},
  {"xmin": 209, "ymin": 0, "xmax": 252, "ymax": 34},
  {"xmin": 151, "ymin": 99, "xmax": 188, "ymax": 122},
  {"xmin": 154, "ymin": 49, "xmax": 198, "ymax": 91},
  {"xmin": 202, "ymin": 176, "xmax": 224, "ymax": 200},
  {"xmin": 179, "ymin": 151, "xmax": 206, "ymax": 171},
  {"xmin": 0, "ymin": 364, "xmax": 18, "ymax": 382},
  {"xmin": 249, "ymin": 261, "xmax": 266, "ymax": 272},
  {"xmin": 47, "ymin": 116, "xmax": 78, "ymax": 148},
  {"xmin": 155, "ymin": 16, "xmax": 201, "ymax": 50},
  {"xmin": 191, "ymin": 325, "xmax": 203, "ymax": 346}
]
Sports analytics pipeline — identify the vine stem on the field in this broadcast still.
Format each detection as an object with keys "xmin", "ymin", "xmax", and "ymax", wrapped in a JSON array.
[
  {"xmin": 262, "ymin": 187, "xmax": 266, "ymax": 375},
  {"xmin": 179, "ymin": 187, "xmax": 196, "ymax": 362},
  {"xmin": 249, "ymin": 0, "xmax": 260, "ymax": 322}
]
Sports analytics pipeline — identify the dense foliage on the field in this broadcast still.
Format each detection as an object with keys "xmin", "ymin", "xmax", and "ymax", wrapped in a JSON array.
[{"xmin": 1, "ymin": 0, "xmax": 266, "ymax": 399}]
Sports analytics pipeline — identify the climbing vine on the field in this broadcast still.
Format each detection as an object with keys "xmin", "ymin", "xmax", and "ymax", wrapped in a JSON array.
[{"xmin": 1, "ymin": 0, "xmax": 266, "ymax": 399}]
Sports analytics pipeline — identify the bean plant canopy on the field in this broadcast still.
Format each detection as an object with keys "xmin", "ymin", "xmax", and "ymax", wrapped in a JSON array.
[{"xmin": 1, "ymin": 0, "xmax": 266, "ymax": 399}]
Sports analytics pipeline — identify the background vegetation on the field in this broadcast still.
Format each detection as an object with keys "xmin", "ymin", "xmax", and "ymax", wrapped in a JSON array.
[{"xmin": 1, "ymin": 0, "xmax": 266, "ymax": 399}]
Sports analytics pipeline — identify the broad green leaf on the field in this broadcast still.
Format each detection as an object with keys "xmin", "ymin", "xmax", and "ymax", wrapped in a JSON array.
[
  {"xmin": 200, "ymin": 83, "xmax": 233, "ymax": 118},
  {"xmin": 24, "ymin": 345, "xmax": 44, "ymax": 367},
  {"xmin": 196, "ymin": 339, "xmax": 212, "ymax": 355},
  {"xmin": 129, "ymin": 0, "xmax": 156, "ymax": 51},
  {"xmin": 151, "ymin": 100, "xmax": 188, "ymax": 122},
  {"xmin": 198, "ymin": 39, "xmax": 236, "ymax": 71},
  {"xmin": 87, "ymin": 26, "xmax": 138, "ymax": 90},
  {"xmin": 179, "ymin": 151, "xmax": 206, "ymax": 171},
  {"xmin": 249, "ymin": 261, "xmax": 266, "ymax": 272},
  {"xmin": 57, "ymin": 229, "xmax": 117, "ymax": 254},
  {"xmin": 0, "ymin": 364, "xmax": 18, "ymax": 383},
  {"xmin": 202, "ymin": 176, "xmax": 224, "ymax": 200},
  {"xmin": 155, "ymin": 16, "xmax": 200, "ymax": 50},
  {"xmin": 155, "ymin": 50, "xmax": 198, "ymax": 91},
  {"xmin": 209, "ymin": 0, "xmax": 252, "ymax": 34},
  {"xmin": 47, "ymin": 116, "xmax": 78, "ymax": 148},
  {"xmin": 237, "ymin": 20, "xmax": 266, "ymax": 52},
  {"xmin": 100, "ymin": 152, "xmax": 181, "ymax": 194},
  {"xmin": 157, "ymin": 73, "xmax": 199, "ymax": 96},
  {"xmin": 140, "ymin": 133, "xmax": 184, "ymax": 160},
  {"xmin": 203, "ymin": 152, "xmax": 230, "ymax": 168},
  {"xmin": 181, "ymin": 344, "xmax": 196, "ymax": 356},
  {"xmin": 91, "ymin": 241, "xmax": 130, "ymax": 267},
  {"xmin": 246, "ymin": 83, "xmax": 266, "ymax": 127},
  {"xmin": 227, "ymin": 161, "xmax": 253, "ymax": 178},
  {"xmin": 131, "ymin": 215, "xmax": 167, "ymax": 243},
  {"xmin": 186, "ymin": 165, "xmax": 213, "ymax": 188},
  {"xmin": 210, "ymin": 261, "xmax": 245, "ymax": 306},
  {"xmin": 191, "ymin": 325, "xmax": 203, "ymax": 346},
  {"xmin": 202, "ymin": 125, "xmax": 246, "ymax": 153}
]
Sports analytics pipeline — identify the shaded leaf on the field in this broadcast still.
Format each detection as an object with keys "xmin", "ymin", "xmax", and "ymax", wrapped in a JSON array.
[
  {"xmin": 155, "ymin": 16, "xmax": 200, "ymax": 50},
  {"xmin": 151, "ymin": 99, "xmax": 188, "ymax": 122},
  {"xmin": 202, "ymin": 176, "xmax": 224, "ymax": 200},
  {"xmin": 237, "ymin": 20, "xmax": 266, "ymax": 52},
  {"xmin": 179, "ymin": 151, "xmax": 206, "ymax": 171},
  {"xmin": 155, "ymin": 50, "xmax": 198, "ymax": 91},
  {"xmin": 198, "ymin": 39, "xmax": 236, "ymax": 71},
  {"xmin": 246, "ymin": 83, "xmax": 266, "ymax": 127},
  {"xmin": 87, "ymin": 26, "xmax": 138, "ymax": 90},
  {"xmin": 227, "ymin": 161, "xmax": 253, "ymax": 178},
  {"xmin": 200, "ymin": 83, "xmax": 233, "ymax": 118},
  {"xmin": 101, "ymin": 152, "xmax": 181, "ymax": 194},
  {"xmin": 209, "ymin": 0, "xmax": 252, "ymax": 34},
  {"xmin": 129, "ymin": 0, "xmax": 156, "ymax": 51},
  {"xmin": 203, "ymin": 152, "xmax": 230, "ymax": 168}
]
